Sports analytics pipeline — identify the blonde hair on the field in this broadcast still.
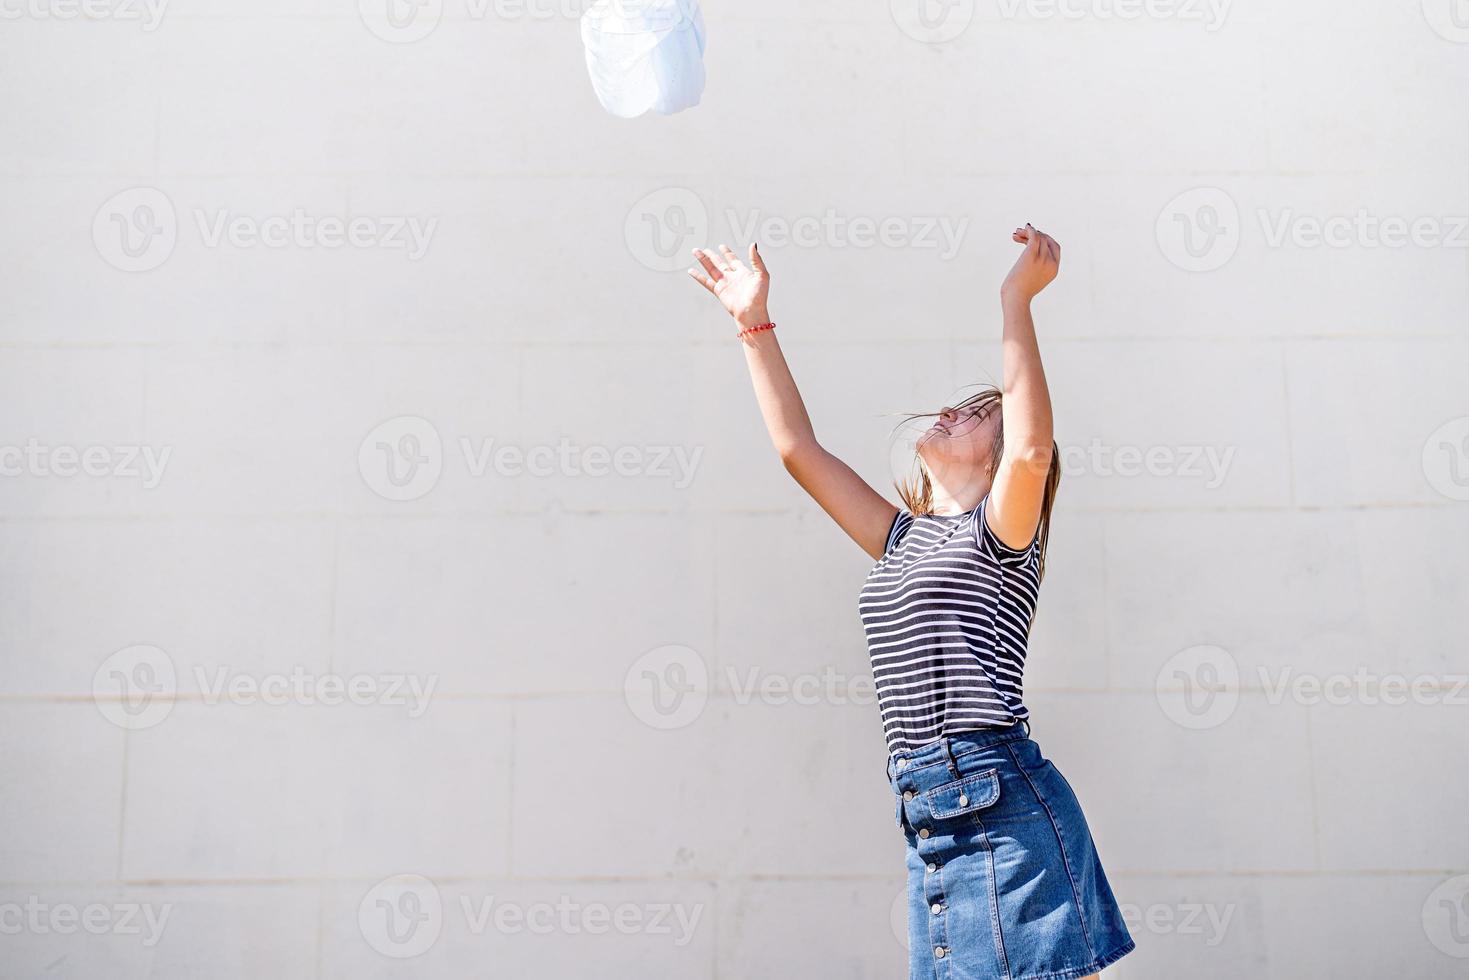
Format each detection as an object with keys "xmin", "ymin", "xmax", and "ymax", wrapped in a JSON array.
[{"xmin": 894, "ymin": 385, "xmax": 1061, "ymax": 580}]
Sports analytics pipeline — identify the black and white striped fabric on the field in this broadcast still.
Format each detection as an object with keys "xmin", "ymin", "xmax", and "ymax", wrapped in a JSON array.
[{"xmin": 859, "ymin": 494, "xmax": 1041, "ymax": 757}]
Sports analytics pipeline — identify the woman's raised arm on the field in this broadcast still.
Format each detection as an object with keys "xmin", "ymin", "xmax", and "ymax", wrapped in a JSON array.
[
  {"xmin": 689, "ymin": 244, "xmax": 899, "ymax": 560},
  {"xmin": 986, "ymin": 224, "xmax": 1061, "ymax": 549}
]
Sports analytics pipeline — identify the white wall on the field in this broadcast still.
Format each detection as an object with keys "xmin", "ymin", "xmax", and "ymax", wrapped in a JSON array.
[{"xmin": 2, "ymin": 1, "xmax": 1467, "ymax": 977}]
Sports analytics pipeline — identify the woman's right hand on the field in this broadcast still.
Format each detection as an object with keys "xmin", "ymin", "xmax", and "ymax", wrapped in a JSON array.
[{"xmin": 688, "ymin": 243, "xmax": 771, "ymax": 328}]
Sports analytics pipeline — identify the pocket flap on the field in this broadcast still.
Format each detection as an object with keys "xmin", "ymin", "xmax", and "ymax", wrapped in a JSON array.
[{"xmin": 925, "ymin": 768, "xmax": 1001, "ymax": 819}]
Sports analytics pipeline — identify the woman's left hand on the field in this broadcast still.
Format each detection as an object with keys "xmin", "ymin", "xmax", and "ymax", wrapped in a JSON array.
[{"xmin": 1001, "ymin": 224, "xmax": 1060, "ymax": 304}]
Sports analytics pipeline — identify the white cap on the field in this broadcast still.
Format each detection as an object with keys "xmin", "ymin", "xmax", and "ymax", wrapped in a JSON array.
[{"xmin": 581, "ymin": 0, "xmax": 706, "ymax": 118}]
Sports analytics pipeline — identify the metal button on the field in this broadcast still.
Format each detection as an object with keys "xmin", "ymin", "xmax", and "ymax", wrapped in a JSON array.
[
  {"xmin": 926, "ymin": 863, "xmax": 937, "ymax": 873},
  {"xmin": 959, "ymin": 794, "xmax": 969, "ymax": 807},
  {"xmin": 935, "ymin": 946, "xmax": 947, "ymax": 959},
  {"xmin": 917, "ymin": 828, "xmax": 930, "ymax": 839},
  {"xmin": 930, "ymin": 903, "xmax": 942, "ymax": 915},
  {"xmin": 896, "ymin": 758, "xmax": 908, "ymax": 771},
  {"xmin": 902, "ymin": 790, "xmax": 915, "ymax": 802}
]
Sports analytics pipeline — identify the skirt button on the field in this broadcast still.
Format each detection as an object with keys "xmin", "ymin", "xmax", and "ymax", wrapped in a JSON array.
[
  {"xmin": 902, "ymin": 791, "xmax": 915, "ymax": 802},
  {"xmin": 926, "ymin": 863, "xmax": 937, "ymax": 873},
  {"xmin": 930, "ymin": 903, "xmax": 942, "ymax": 915},
  {"xmin": 935, "ymin": 946, "xmax": 948, "ymax": 959},
  {"xmin": 917, "ymin": 828, "xmax": 930, "ymax": 839}
]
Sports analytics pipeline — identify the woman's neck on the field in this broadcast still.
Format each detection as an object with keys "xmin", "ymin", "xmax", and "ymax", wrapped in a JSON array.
[{"xmin": 926, "ymin": 474, "xmax": 991, "ymax": 517}]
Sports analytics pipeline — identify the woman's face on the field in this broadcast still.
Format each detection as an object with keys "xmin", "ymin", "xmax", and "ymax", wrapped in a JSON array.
[{"xmin": 917, "ymin": 399, "xmax": 1001, "ymax": 487}]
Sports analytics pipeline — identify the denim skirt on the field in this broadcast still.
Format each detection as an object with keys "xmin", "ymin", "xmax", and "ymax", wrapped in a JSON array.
[{"xmin": 888, "ymin": 723, "xmax": 1135, "ymax": 980}]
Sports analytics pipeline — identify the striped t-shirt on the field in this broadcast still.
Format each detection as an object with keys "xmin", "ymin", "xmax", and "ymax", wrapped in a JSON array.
[{"xmin": 858, "ymin": 494, "xmax": 1041, "ymax": 757}]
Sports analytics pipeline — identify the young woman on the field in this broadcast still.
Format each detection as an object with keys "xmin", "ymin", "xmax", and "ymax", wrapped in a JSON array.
[{"xmin": 688, "ymin": 226, "xmax": 1135, "ymax": 979}]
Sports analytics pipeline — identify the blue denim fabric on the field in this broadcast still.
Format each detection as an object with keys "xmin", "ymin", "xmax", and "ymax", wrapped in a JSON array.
[{"xmin": 888, "ymin": 723, "xmax": 1135, "ymax": 980}]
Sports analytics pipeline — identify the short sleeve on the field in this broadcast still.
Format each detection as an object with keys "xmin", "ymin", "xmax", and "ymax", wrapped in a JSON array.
[
  {"xmin": 884, "ymin": 510, "xmax": 916, "ymax": 555},
  {"xmin": 971, "ymin": 492, "xmax": 1039, "ymax": 567}
]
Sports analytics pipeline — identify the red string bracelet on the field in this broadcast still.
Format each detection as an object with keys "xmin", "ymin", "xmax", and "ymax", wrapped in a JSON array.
[{"xmin": 737, "ymin": 321, "xmax": 776, "ymax": 341}]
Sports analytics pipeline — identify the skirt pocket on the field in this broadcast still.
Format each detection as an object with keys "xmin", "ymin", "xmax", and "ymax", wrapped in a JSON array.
[{"xmin": 923, "ymin": 767, "xmax": 1002, "ymax": 821}]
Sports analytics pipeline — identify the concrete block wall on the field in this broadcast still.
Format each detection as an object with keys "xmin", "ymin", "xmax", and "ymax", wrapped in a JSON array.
[{"xmin": 2, "ymin": 1, "xmax": 1466, "ymax": 976}]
